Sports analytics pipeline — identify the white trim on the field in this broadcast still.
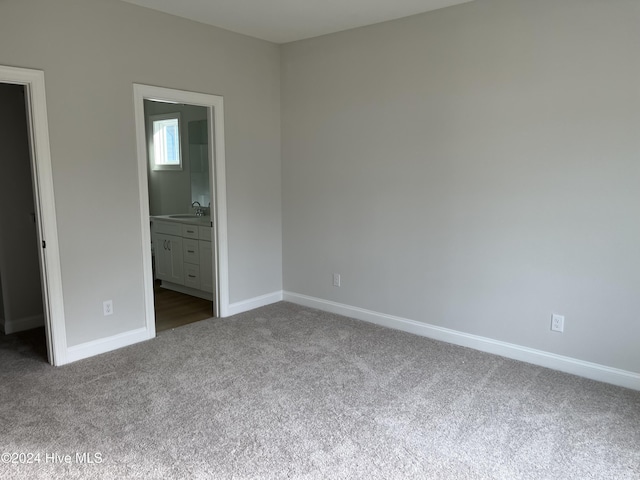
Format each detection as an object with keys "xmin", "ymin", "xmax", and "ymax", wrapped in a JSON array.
[
  {"xmin": 133, "ymin": 84, "xmax": 229, "ymax": 341},
  {"xmin": 209, "ymin": 97, "xmax": 229, "ymax": 318},
  {"xmin": 66, "ymin": 328, "xmax": 150, "ymax": 364},
  {"xmin": 283, "ymin": 291, "xmax": 640, "ymax": 391},
  {"xmin": 227, "ymin": 291, "xmax": 283, "ymax": 317},
  {"xmin": 2, "ymin": 314, "xmax": 44, "ymax": 335},
  {"xmin": 0, "ymin": 65, "xmax": 67, "ymax": 365},
  {"xmin": 133, "ymin": 87, "xmax": 156, "ymax": 341}
]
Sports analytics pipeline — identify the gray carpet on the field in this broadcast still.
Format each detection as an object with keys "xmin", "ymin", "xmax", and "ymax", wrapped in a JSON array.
[{"xmin": 1, "ymin": 302, "xmax": 639, "ymax": 479}]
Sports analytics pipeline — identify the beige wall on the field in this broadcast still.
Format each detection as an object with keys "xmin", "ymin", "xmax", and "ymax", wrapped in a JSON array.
[
  {"xmin": 281, "ymin": 0, "xmax": 640, "ymax": 372},
  {"xmin": 0, "ymin": 0, "xmax": 282, "ymax": 346}
]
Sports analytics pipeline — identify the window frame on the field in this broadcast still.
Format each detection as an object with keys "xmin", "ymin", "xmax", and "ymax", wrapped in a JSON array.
[{"xmin": 148, "ymin": 112, "xmax": 183, "ymax": 171}]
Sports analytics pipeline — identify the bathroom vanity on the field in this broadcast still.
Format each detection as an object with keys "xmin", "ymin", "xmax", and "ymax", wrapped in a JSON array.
[{"xmin": 151, "ymin": 215, "xmax": 213, "ymax": 300}]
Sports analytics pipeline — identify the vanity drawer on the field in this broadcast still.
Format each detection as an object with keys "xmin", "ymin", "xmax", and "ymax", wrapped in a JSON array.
[
  {"xmin": 183, "ymin": 239, "xmax": 199, "ymax": 264},
  {"xmin": 184, "ymin": 263, "xmax": 200, "ymax": 289},
  {"xmin": 182, "ymin": 224, "xmax": 199, "ymax": 239},
  {"xmin": 154, "ymin": 221, "xmax": 182, "ymax": 236},
  {"xmin": 199, "ymin": 225, "xmax": 212, "ymax": 241}
]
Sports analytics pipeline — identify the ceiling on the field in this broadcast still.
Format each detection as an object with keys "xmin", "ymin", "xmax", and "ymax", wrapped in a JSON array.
[{"xmin": 120, "ymin": 0, "xmax": 474, "ymax": 44}]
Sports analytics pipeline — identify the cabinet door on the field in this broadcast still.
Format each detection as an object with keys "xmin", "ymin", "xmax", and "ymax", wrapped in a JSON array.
[
  {"xmin": 153, "ymin": 233, "xmax": 169, "ymax": 281},
  {"xmin": 199, "ymin": 240, "xmax": 213, "ymax": 293},
  {"xmin": 154, "ymin": 233, "xmax": 184, "ymax": 285}
]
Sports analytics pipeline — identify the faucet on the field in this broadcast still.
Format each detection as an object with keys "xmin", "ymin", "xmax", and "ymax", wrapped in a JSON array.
[{"xmin": 191, "ymin": 201, "xmax": 205, "ymax": 217}]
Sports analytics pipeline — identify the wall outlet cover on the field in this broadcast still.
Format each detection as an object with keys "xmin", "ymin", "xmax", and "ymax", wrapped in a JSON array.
[
  {"xmin": 551, "ymin": 313, "xmax": 564, "ymax": 332},
  {"xmin": 103, "ymin": 300, "xmax": 114, "ymax": 316}
]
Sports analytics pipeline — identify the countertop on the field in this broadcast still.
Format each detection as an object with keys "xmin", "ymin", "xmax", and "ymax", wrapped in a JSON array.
[{"xmin": 150, "ymin": 214, "xmax": 212, "ymax": 226}]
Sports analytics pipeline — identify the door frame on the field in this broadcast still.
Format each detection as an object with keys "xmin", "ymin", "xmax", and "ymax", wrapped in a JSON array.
[
  {"xmin": 133, "ymin": 84, "xmax": 229, "ymax": 336},
  {"xmin": 0, "ymin": 65, "xmax": 67, "ymax": 365}
]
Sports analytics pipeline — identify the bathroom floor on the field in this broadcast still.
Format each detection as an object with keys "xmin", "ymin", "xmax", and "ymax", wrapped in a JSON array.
[{"xmin": 154, "ymin": 285, "xmax": 214, "ymax": 332}]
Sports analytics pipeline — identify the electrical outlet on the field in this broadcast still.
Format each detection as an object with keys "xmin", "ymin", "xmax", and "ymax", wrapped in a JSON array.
[
  {"xmin": 103, "ymin": 300, "xmax": 113, "ymax": 316},
  {"xmin": 551, "ymin": 313, "xmax": 564, "ymax": 332},
  {"xmin": 332, "ymin": 273, "xmax": 341, "ymax": 287}
]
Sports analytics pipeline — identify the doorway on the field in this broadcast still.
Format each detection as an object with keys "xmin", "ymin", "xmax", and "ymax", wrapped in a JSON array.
[
  {"xmin": 0, "ymin": 83, "xmax": 47, "ymax": 357},
  {"xmin": 144, "ymin": 99, "xmax": 213, "ymax": 331},
  {"xmin": 0, "ymin": 66, "xmax": 66, "ymax": 365},
  {"xmin": 133, "ymin": 84, "xmax": 229, "ymax": 337}
]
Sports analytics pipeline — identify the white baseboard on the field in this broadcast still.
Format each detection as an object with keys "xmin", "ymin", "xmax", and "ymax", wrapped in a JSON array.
[
  {"xmin": 2, "ymin": 314, "xmax": 44, "ymax": 335},
  {"xmin": 65, "ymin": 327, "xmax": 152, "ymax": 364},
  {"xmin": 283, "ymin": 291, "xmax": 640, "ymax": 391},
  {"xmin": 226, "ymin": 290, "xmax": 283, "ymax": 317}
]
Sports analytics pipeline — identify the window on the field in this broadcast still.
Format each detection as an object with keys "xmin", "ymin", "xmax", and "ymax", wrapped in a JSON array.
[{"xmin": 149, "ymin": 113, "xmax": 182, "ymax": 170}]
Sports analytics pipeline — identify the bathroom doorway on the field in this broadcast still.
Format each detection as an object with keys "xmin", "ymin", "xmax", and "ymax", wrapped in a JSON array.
[
  {"xmin": 144, "ymin": 99, "xmax": 213, "ymax": 331},
  {"xmin": 133, "ymin": 84, "xmax": 229, "ymax": 337}
]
